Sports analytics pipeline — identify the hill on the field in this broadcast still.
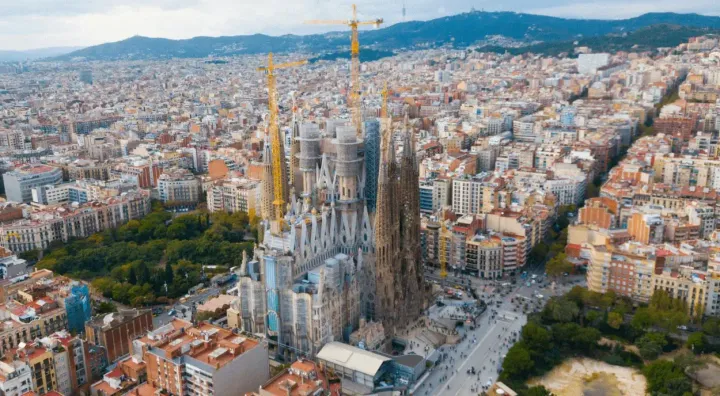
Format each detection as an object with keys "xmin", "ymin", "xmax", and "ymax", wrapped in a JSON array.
[
  {"xmin": 0, "ymin": 46, "xmax": 83, "ymax": 62},
  {"xmin": 483, "ymin": 25, "xmax": 720, "ymax": 56},
  {"xmin": 309, "ymin": 49, "xmax": 395, "ymax": 63},
  {"xmin": 52, "ymin": 12, "xmax": 720, "ymax": 61}
]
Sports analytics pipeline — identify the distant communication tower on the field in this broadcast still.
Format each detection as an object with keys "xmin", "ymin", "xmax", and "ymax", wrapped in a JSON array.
[{"xmin": 402, "ymin": 0, "xmax": 406, "ymax": 20}]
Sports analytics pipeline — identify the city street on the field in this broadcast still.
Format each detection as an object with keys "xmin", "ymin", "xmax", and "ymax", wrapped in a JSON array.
[
  {"xmin": 152, "ymin": 287, "xmax": 221, "ymax": 327},
  {"xmin": 413, "ymin": 267, "xmax": 585, "ymax": 395}
]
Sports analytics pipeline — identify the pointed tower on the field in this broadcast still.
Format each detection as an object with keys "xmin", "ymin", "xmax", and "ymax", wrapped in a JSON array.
[
  {"xmin": 289, "ymin": 93, "xmax": 303, "ymax": 195},
  {"xmin": 399, "ymin": 119, "xmax": 424, "ymax": 319},
  {"xmin": 290, "ymin": 120, "xmax": 302, "ymax": 195},
  {"xmin": 278, "ymin": 127, "xmax": 290, "ymax": 207},
  {"xmin": 374, "ymin": 94, "xmax": 401, "ymax": 344},
  {"xmin": 261, "ymin": 141, "xmax": 275, "ymax": 220}
]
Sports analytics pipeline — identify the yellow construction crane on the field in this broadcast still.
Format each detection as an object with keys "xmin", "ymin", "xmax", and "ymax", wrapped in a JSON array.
[
  {"xmin": 381, "ymin": 82, "xmax": 389, "ymax": 118},
  {"xmin": 306, "ymin": 4, "xmax": 383, "ymax": 137},
  {"xmin": 439, "ymin": 221, "xmax": 448, "ymax": 280},
  {"xmin": 258, "ymin": 53, "xmax": 307, "ymax": 227},
  {"xmin": 380, "ymin": 82, "xmax": 391, "ymax": 162}
]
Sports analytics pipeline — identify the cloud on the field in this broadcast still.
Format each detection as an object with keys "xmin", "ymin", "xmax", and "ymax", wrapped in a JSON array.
[
  {"xmin": 0, "ymin": 0, "xmax": 718, "ymax": 51},
  {"xmin": 0, "ymin": 0, "xmax": 202, "ymax": 17},
  {"xmin": 527, "ymin": 0, "xmax": 720, "ymax": 19}
]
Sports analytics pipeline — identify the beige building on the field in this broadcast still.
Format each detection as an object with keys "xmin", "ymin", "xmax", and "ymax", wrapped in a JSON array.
[
  {"xmin": 465, "ymin": 235, "xmax": 503, "ymax": 279},
  {"xmin": 157, "ymin": 167, "xmax": 201, "ymax": 204},
  {"xmin": 0, "ymin": 190, "xmax": 151, "ymax": 252},
  {"xmin": 652, "ymin": 267, "xmax": 707, "ymax": 317},
  {"xmin": 585, "ymin": 242, "xmax": 656, "ymax": 302},
  {"xmin": 207, "ymin": 177, "xmax": 260, "ymax": 215},
  {"xmin": 139, "ymin": 319, "xmax": 269, "ymax": 396}
]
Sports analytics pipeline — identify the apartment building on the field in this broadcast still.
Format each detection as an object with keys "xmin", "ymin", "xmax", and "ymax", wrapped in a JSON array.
[
  {"xmin": 0, "ymin": 360, "xmax": 32, "ymax": 396},
  {"xmin": 432, "ymin": 178, "xmax": 452, "ymax": 212},
  {"xmin": 137, "ymin": 319, "xmax": 269, "ymax": 396},
  {"xmin": 627, "ymin": 212, "xmax": 664, "ymax": 244},
  {"xmin": 686, "ymin": 202, "xmax": 715, "ymax": 239},
  {"xmin": 248, "ymin": 358, "xmax": 340, "ymax": 396},
  {"xmin": 585, "ymin": 241, "xmax": 657, "ymax": 302},
  {"xmin": 157, "ymin": 167, "xmax": 201, "ymax": 205},
  {"xmin": 85, "ymin": 309, "xmax": 153, "ymax": 362},
  {"xmin": 3, "ymin": 165, "xmax": 63, "ymax": 203},
  {"xmin": 32, "ymin": 178, "xmax": 137, "ymax": 205},
  {"xmin": 206, "ymin": 177, "xmax": 260, "ymax": 215},
  {"xmin": 0, "ymin": 296, "xmax": 69, "ymax": 346},
  {"xmin": 0, "ymin": 190, "xmax": 151, "ymax": 252},
  {"xmin": 578, "ymin": 197, "xmax": 619, "ymax": 229},
  {"xmin": 42, "ymin": 331, "xmax": 93, "ymax": 394},
  {"xmin": 452, "ymin": 176, "xmax": 484, "ymax": 216},
  {"xmin": 465, "ymin": 235, "xmax": 503, "ymax": 279},
  {"xmin": 14, "ymin": 343, "xmax": 57, "ymax": 395},
  {"xmin": 0, "ymin": 130, "xmax": 26, "ymax": 150},
  {"xmin": 652, "ymin": 266, "xmax": 707, "ymax": 317}
]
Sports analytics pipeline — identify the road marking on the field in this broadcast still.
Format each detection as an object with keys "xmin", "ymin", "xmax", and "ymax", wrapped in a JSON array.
[{"xmin": 431, "ymin": 320, "xmax": 498, "ymax": 396}]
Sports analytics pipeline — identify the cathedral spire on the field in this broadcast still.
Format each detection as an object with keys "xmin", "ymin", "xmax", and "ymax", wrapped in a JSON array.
[{"xmin": 261, "ymin": 140, "xmax": 275, "ymax": 220}]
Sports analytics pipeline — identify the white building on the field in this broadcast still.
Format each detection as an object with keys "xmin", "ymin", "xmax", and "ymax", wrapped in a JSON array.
[
  {"xmin": 577, "ymin": 53, "xmax": 610, "ymax": 75},
  {"xmin": 206, "ymin": 177, "xmax": 261, "ymax": 215},
  {"xmin": 452, "ymin": 177, "xmax": 484, "ymax": 215},
  {"xmin": 157, "ymin": 168, "xmax": 201, "ymax": 204},
  {"xmin": 0, "ymin": 361, "xmax": 32, "ymax": 396}
]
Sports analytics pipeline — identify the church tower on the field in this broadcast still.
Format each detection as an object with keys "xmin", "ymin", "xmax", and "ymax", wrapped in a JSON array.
[
  {"xmin": 399, "ymin": 120, "xmax": 425, "ymax": 320},
  {"xmin": 373, "ymin": 113, "xmax": 401, "ymax": 342}
]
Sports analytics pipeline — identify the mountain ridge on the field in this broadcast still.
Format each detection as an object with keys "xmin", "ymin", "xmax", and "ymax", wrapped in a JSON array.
[
  {"xmin": 0, "ymin": 46, "xmax": 84, "ymax": 62},
  {"xmin": 50, "ymin": 11, "xmax": 720, "ymax": 61}
]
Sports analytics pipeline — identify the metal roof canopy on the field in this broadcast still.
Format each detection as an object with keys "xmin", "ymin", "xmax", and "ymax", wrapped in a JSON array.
[{"xmin": 316, "ymin": 341, "xmax": 391, "ymax": 377}]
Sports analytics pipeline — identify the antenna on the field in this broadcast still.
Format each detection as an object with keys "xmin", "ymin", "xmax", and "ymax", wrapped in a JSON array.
[{"xmin": 402, "ymin": 0, "xmax": 406, "ymax": 20}]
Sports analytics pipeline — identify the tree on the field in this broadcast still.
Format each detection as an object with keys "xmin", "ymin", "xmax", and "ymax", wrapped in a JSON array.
[
  {"xmin": 138, "ymin": 262, "xmax": 151, "ymax": 285},
  {"xmin": 586, "ymin": 182, "xmax": 600, "ymax": 199},
  {"xmin": 112, "ymin": 282, "xmax": 129, "ymax": 302},
  {"xmin": 642, "ymin": 360, "xmax": 691, "ymax": 395},
  {"xmin": 19, "ymin": 249, "xmax": 40, "ymax": 262},
  {"xmin": 91, "ymin": 277, "xmax": 116, "ymax": 298},
  {"xmin": 167, "ymin": 222, "xmax": 189, "ymax": 240},
  {"xmin": 551, "ymin": 322, "xmax": 581, "ymax": 347},
  {"xmin": 636, "ymin": 332, "xmax": 667, "ymax": 360},
  {"xmin": 96, "ymin": 301, "xmax": 117, "ymax": 314},
  {"xmin": 153, "ymin": 224, "xmax": 167, "ymax": 239},
  {"xmin": 686, "ymin": 332, "xmax": 707, "ymax": 354},
  {"xmin": 128, "ymin": 267, "xmax": 138, "ymax": 285},
  {"xmin": 165, "ymin": 262, "xmax": 174, "ymax": 284},
  {"xmin": 522, "ymin": 322, "xmax": 552, "ymax": 353},
  {"xmin": 631, "ymin": 307, "xmax": 655, "ymax": 331},
  {"xmin": 566, "ymin": 286, "xmax": 587, "ymax": 306},
  {"xmin": 702, "ymin": 317, "xmax": 720, "ymax": 336},
  {"xmin": 571, "ymin": 327, "xmax": 601, "ymax": 353},
  {"xmin": 196, "ymin": 311, "xmax": 219, "ymax": 322},
  {"xmin": 524, "ymin": 386, "xmax": 553, "ymax": 396},
  {"xmin": 585, "ymin": 310, "xmax": 603, "ymax": 327},
  {"xmin": 637, "ymin": 341, "xmax": 662, "ymax": 361},
  {"xmin": 501, "ymin": 344, "xmax": 534, "ymax": 380},
  {"xmin": 545, "ymin": 297, "xmax": 579, "ymax": 323},
  {"xmin": 529, "ymin": 244, "xmax": 550, "ymax": 264},
  {"xmin": 607, "ymin": 311, "xmax": 623, "ymax": 329},
  {"xmin": 545, "ymin": 253, "xmax": 573, "ymax": 278},
  {"xmin": 674, "ymin": 352, "xmax": 705, "ymax": 376}
]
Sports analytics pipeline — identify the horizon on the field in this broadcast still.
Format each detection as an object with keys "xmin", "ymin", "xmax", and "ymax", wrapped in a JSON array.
[{"xmin": 2, "ymin": 0, "xmax": 720, "ymax": 52}]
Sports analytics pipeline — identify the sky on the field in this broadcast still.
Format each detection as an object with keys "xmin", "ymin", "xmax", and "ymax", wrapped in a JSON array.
[{"xmin": 1, "ymin": 0, "xmax": 720, "ymax": 51}]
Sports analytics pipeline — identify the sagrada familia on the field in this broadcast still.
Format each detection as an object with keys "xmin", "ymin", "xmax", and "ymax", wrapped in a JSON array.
[{"xmin": 231, "ymin": 104, "xmax": 426, "ymax": 358}]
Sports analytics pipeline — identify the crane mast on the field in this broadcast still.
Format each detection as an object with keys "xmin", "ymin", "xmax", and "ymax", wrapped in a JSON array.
[
  {"xmin": 258, "ymin": 53, "xmax": 307, "ymax": 230},
  {"xmin": 381, "ymin": 82, "xmax": 389, "ymax": 119},
  {"xmin": 306, "ymin": 4, "xmax": 383, "ymax": 137},
  {"xmin": 439, "ymin": 221, "xmax": 448, "ymax": 280}
]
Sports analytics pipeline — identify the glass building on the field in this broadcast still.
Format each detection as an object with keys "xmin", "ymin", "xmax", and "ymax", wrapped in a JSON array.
[{"xmin": 363, "ymin": 119, "xmax": 380, "ymax": 212}]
